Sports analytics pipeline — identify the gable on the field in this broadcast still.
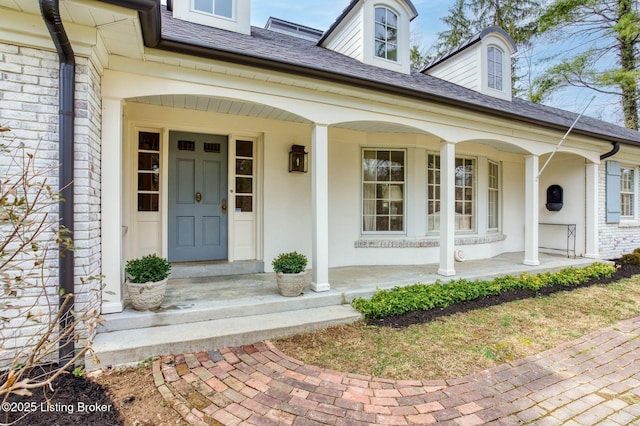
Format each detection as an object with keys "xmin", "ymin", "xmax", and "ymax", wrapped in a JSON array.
[{"xmin": 319, "ymin": 0, "xmax": 418, "ymax": 75}]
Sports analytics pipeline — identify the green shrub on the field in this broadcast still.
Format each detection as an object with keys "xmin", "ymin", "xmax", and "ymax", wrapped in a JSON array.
[
  {"xmin": 272, "ymin": 251, "xmax": 308, "ymax": 274},
  {"xmin": 352, "ymin": 262, "xmax": 617, "ymax": 320},
  {"xmin": 125, "ymin": 254, "xmax": 172, "ymax": 283},
  {"xmin": 622, "ymin": 252, "xmax": 640, "ymax": 265}
]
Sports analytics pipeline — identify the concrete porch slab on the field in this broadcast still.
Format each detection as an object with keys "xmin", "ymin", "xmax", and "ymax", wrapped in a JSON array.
[{"xmin": 89, "ymin": 252, "xmax": 601, "ymax": 369}]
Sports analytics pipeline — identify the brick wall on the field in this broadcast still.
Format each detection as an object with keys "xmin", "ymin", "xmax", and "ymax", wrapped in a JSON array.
[
  {"xmin": 0, "ymin": 42, "xmax": 102, "ymax": 367},
  {"xmin": 598, "ymin": 163, "xmax": 640, "ymax": 259}
]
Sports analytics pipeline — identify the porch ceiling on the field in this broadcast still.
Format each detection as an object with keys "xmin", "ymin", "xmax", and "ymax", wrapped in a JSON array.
[
  {"xmin": 126, "ymin": 95, "xmax": 311, "ymax": 124},
  {"xmin": 333, "ymin": 121, "xmax": 432, "ymax": 134}
]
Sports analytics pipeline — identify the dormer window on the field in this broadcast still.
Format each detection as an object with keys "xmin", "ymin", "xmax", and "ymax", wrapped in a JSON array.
[
  {"xmin": 194, "ymin": 0, "xmax": 233, "ymax": 18},
  {"xmin": 374, "ymin": 7, "xmax": 398, "ymax": 62},
  {"xmin": 487, "ymin": 45, "xmax": 504, "ymax": 91}
]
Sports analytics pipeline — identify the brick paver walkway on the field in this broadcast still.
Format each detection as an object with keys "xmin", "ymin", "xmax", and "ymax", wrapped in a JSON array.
[{"xmin": 153, "ymin": 317, "xmax": 640, "ymax": 425}]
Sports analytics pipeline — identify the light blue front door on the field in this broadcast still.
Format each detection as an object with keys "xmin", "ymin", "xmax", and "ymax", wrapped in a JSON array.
[{"xmin": 168, "ymin": 131, "xmax": 228, "ymax": 262}]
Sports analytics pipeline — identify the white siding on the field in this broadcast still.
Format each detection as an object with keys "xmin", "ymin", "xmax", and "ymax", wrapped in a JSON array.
[
  {"xmin": 428, "ymin": 46, "xmax": 480, "ymax": 92},
  {"xmin": 324, "ymin": 8, "xmax": 363, "ymax": 61}
]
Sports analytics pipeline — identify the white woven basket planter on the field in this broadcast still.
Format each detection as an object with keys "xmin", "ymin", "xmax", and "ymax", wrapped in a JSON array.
[
  {"xmin": 275, "ymin": 272, "xmax": 307, "ymax": 297},
  {"xmin": 126, "ymin": 278, "xmax": 168, "ymax": 310}
]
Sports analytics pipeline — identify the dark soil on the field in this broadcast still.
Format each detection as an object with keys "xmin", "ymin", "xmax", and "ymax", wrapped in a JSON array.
[
  {"xmin": 369, "ymin": 260, "xmax": 640, "ymax": 328},
  {"xmin": 1, "ymin": 366, "xmax": 123, "ymax": 426}
]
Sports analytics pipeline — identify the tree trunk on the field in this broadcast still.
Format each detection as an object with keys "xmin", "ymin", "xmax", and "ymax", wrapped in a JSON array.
[{"xmin": 618, "ymin": 0, "xmax": 639, "ymax": 130}]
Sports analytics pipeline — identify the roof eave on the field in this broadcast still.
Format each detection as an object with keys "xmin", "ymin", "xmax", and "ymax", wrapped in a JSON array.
[{"xmin": 97, "ymin": 0, "xmax": 638, "ymax": 148}]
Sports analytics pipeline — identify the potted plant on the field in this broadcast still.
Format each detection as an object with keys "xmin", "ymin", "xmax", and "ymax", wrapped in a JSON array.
[
  {"xmin": 272, "ymin": 251, "xmax": 308, "ymax": 297},
  {"xmin": 124, "ymin": 254, "xmax": 172, "ymax": 310}
]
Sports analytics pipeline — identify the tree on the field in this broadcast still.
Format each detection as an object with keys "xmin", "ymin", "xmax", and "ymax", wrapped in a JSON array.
[
  {"xmin": 433, "ymin": 0, "xmax": 541, "ymax": 58},
  {"xmin": 0, "ymin": 125, "xmax": 100, "ymax": 421},
  {"xmin": 534, "ymin": 0, "xmax": 640, "ymax": 130}
]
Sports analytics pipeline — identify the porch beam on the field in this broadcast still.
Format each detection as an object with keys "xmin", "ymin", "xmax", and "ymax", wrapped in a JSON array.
[
  {"xmin": 524, "ymin": 155, "xmax": 540, "ymax": 266},
  {"xmin": 585, "ymin": 162, "xmax": 599, "ymax": 258},
  {"xmin": 101, "ymin": 97, "xmax": 125, "ymax": 313},
  {"xmin": 438, "ymin": 141, "xmax": 456, "ymax": 276},
  {"xmin": 311, "ymin": 124, "xmax": 330, "ymax": 291}
]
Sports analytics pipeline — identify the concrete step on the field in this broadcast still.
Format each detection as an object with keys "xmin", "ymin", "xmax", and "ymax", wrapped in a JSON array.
[
  {"xmin": 169, "ymin": 260, "xmax": 264, "ymax": 279},
  {"xmin": 99, "ymin": 288, "xmax": 348, "ymax": 333},
  {"xmin": 86, "ymin": 305, "xmax": 362, "ymax": 370}
]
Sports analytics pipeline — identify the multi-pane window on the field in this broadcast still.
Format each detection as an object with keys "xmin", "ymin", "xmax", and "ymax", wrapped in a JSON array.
[
  {"xmin": 137, "ymin": 132, "xmax": 160, "ymax": 212},
  {"xmin": 488, "ymin": 46, "xmax": 503, "ymax": 91},
  {"xmin": 235, "ymin": 140, "xmax": 254, "ymax": 212},
  {"xmin": 427, "ymin": 154, "xmax": 476, "ymax": 232},
  {"xmin": 621, "ymin": 167, "xmax": 635, "ymax": 218},
  {"xmin": 455, "ymin": 157, "xmax": 474, "ymax": 231},
  {"xmin": 362, "ymin": 149, "xmax": 405, "ymax": 232},
  {"xmin": 374, "ymin": 7, "xmax": 398, "ymax": 62},
  {"xmin": 488, "ymin": 161, "xmax": 500, "ymax": 230},
  {"xmin": 193, "ymin": 0, "xmax": 232, "ymax": 18}
]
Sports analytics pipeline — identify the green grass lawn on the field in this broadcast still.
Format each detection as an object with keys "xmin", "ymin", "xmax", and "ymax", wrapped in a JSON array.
[{"xmin": 275, "ymin": 274, "xmax": 640, "ymax": 381}]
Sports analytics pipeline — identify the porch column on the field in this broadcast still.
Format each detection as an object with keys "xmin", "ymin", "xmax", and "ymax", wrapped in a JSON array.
[
  {"xmin": 585, "ymin": 162, "xmax": 599, "ymax": 258},
  {"xmin": 311, "ymin": 123, "xmax": 330, "ymax": 291},
  {"xmin": 439, "ymin": 141, "xmax": 456, "ymax": 276},
  {"xmin": 524, "ymin": 155, "xmax": 540, "ymax": 266},
  {"xmin": 101, "ymin": 97, "xmax": 124, "ymax": 313}
]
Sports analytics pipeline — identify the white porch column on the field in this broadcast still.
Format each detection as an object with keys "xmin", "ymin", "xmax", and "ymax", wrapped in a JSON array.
[
  {"xmin": 101, "ymin": 97, "xmax": 124, "ymax": 313},
  {"xmin": 311, "ymin": 123, "xmax": 330, "ymax": 291},
  {"xmin": 439, "ymin": 141, "xmax": 456, "ymax": 276},
  {"xmin": 585, "ymin": 162, "xmax": 599, "ymax": 258},
  {"xmin": 524, "ymin": 155, "xmax": 540, "ymax": 266}
]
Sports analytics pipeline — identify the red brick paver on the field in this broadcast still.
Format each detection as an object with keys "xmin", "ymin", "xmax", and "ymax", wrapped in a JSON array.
[{"xmin": 154, "ymin": 317, "xmax": 640, "ymax": 425}]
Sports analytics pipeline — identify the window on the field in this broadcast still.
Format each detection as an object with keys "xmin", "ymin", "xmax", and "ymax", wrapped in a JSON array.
[
  {"xmin": 137, "ymin": 132, "xmax": 160, "ymax": 212},
  {"xmin": 427, "ymin": 154, "xmax": 476, "ymax": 232},
  {"xmin": 487, "ymin": 46, "xmax": 503, "ymax": 91},
  {"xmin": 362, "ymin": 149, "xmax": 405, "ymax": 232},
  {"xmin": 621, "ymin": 167, "xmax": 635, "ymax": 218},
  {"xmin": 235, "ymin": 140, "xmax": 254, "ymax": 212},
  {"xmin": 488, "ymin": 161, "xmax": 500, "ymax": 230},
  {"xmin": 193, "ymin": 0, "xmax": 232, "ymax": 18},
  {"xmin": 374, "ymin": 7, "xmax": 398, "ymax": 62}
]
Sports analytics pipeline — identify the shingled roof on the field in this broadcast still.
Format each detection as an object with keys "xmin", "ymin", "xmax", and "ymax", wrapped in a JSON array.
[{"xmin": 115, "ymin": 2, "xmax": 640, "ymax": 147}]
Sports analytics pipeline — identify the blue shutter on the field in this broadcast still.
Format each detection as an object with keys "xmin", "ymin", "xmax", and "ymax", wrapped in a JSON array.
[{"xmin": 606, "ymin": 161, "xmax": 621, "ymax": 223}]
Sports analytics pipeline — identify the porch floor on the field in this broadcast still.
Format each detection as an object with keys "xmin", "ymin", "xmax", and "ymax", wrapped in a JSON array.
[
  {"xmin": 89, "ymin": 252, "xmax": 600, "ymax": 369},
  {"xmin": 162, "ymin": 251, "xmax": 596, "ymax": 309}
]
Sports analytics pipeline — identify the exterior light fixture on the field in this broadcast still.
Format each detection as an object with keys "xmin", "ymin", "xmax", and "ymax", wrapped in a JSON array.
[{"xmin": 289, "ymin": 144, "xmax": 308, "ymax": 173}]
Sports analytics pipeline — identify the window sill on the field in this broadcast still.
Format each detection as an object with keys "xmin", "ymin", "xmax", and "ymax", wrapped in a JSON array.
[{"xmin": 354, "ymin": 233, "xmax": 506, "ymax": 248}]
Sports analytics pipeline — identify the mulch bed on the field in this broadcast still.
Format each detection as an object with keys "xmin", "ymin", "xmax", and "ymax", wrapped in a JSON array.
[
  {"xmin": 1, "ymin": 366, "xmax": 123, "ymax": 426},
  {"xmin": 369, "ymin": 260, "xmax": 640, "ymax": 328}
]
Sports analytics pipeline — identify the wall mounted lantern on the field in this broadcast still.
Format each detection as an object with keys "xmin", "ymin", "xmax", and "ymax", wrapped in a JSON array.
[{"xmin": 289, "ymin": 144, "xmax": 308, "ymax": 173}]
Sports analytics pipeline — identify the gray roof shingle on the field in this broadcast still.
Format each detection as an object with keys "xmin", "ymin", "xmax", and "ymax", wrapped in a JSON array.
[{"xmin": 159, "ymin": 7, "xmax": 640, "ymax": 146}]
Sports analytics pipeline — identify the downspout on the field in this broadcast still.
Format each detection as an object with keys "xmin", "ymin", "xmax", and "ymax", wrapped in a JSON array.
[
  {"xmin": 39, "ymin": 0, "xmax": 76, "ymax": 366},
  {"xmin": 600, "ymin": 142, "xmax": 620, "ymax": 160}
]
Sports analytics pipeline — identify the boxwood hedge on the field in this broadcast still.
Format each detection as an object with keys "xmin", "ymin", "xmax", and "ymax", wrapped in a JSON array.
[{"xmin": 351, "ymin": 262, "xmax": 616, "ymax": 320}]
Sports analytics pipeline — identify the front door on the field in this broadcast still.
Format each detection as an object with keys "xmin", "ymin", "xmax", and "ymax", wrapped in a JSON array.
[{"xmin": 168, "ymin": 131, "xmax": 228, "ymax": 262}]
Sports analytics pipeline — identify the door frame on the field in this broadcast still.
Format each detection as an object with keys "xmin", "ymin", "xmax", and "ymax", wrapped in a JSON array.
[{"xmin": 160, "ymin": 129, "xmax": 263, "ymax": 263}]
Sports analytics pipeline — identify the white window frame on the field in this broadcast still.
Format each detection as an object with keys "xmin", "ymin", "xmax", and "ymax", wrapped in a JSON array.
[
  {"xmin": 427, "ymin": 153, "xmax": 477, "ymax": 233},
  {"xmin": 621, "ymin": 165, "xmax": 636, "ymax": 220},
  {"xmin": 374, "ymin": 6, "xmax": 399, "ymax": 62},
  {"xmin": 488, "ymin": 160, "xmax": 500, "ymax": 231},
  {"xmin": 192, "ymin": 0, "xmax": 233, "ymax": 19},
  {"xmin": 362, "ymin": 148, "xmax": 406, "ymax": 234},
  {"xmin": 487, "ymin": 45, "xmax": 504, "ymax": 91}
]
